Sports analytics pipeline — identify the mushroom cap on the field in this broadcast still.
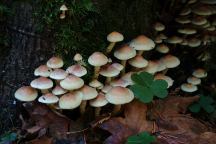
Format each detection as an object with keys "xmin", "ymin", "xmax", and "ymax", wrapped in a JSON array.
[
  {"xmin": 73, "ymin": 53, "xmax": 83, "ymax": 61},
  {"xmin": 158, "ymin": 33, "xmax": 167, "ymax": 40},
  {"xmin": 160, "ymin": 55, "xmax": 180, "ymax": 68},
  {"xmin": 177, "ymin": 28, "xmax": 197, "ymax": 35},
  {"xmin": 143, "ymin": 60, "xmax": 159, "ymax": 74},
  {"xmin": 110, "ymin": 78, "xmax": 129, "ymax": 87},
  {"xmin": 192, "ymin": 68, "xmax": 207, "ymax": 78},
  {"xmin": 167, "ymin": 36, "xmax": 183, "ymax": 44},
  {"xmin": 59, "ymin": 92, "xmax": 83, "ymax": 109},
  {"xmin": 107, "ymin": 31, "xmax": 124, "ymax": 42},
  {"xmin": 60, "ymin": 75, "xmax": 84, "ymax": 90},
  {"xmin": 66, "ymin": 64, "xmax": 87, "ymax": 77},
  {"xmin": 187, "ymin": 76, "xmax": 201, "ymax": 85},
  {"xmin": 15, "ymin": 86, "xmax": 38, "ymax": 102},
  {"xmin": 207, "ymin": 26, "xmax": 216, "ymax": 31},
  {"xmin": 154, "ymin": 22, "xmax": 165, "ymax": 31},
  {"xmin": 47, "ymin": 57, "xmax": 63, "ymax": 69},
  {"xmin": 38, "ymin": 93, "xmax": 59, "ymax": 104},
  {"xmin": 192, "ymin": 16, "xmax": 207, "ymax": 25},
  {"xmin": 111, "ymin": 63, "xmax": 124, "ymax": 71},
  {"xmin": 128, "ymin": 55, "xmax": 148, "ymax": 68},
  {"xmin": 154, "ymin": 36, "xmax": 163, "ymax": 44},
  {"xmin": 50, "ymin": 69, "xmax": 68, "ymax": 80},
  {"xmin": 34, "ymin": 65, "xmax": 52, "ymax": 77},
  {"xmin": 52, "ymin": 85, "xmax": 67, "ymax": 95},
  {"xmin": 88, "ymin": 52, "xmax": 108, "ymax": 67},
  {"xmin": 179, "ymin": 8, "xmax": 191, "ymax": 16},
  {"xmin": 99, "ymin": 64, "xmax": 120, "ymax": 77},
  {"xmin": 156, "ymin": 44, "xmax": 169, "ymax": 54},
  {"xmin": 101, "ymin": 84, "xmax": 113, "ymax": 93},
  {"xmin": 105, "ymin": 86, "xmax": 134, "ymax": 105},
  {"xmin": 181, "ymin": 83, "xmax": 198, "ymax": 92},
  {"xmin": 89, "ymin": 79, "xmax": 103, "ymax": 88},
  {"xmin": 154, "ymin": 73, "xmax": 174, "ymax": 88},
  {"xmin": 60, "ymin": 4, "xmax": 68, "ymax": 11},
  {"xmin": 188, "ymin": 0, "xmax": 197, "ymax": 4},
  {"xmin": 129, "ymin": 35, "xmax": 155, "ymax": 51},
  {"xmin": 188, "ymin": 38, "xmax": 201, "ymax": 47},
  {"xmin": 121, "ymin": 72, "xmax": 135, "ymax": 85},
  {"xmin": 156, "ymin": 60, "xmax": 167, "ymax": 72},
  {"xmin": 180, "ymin": 39, "xmax": 188, "ymax": 46},
  {"xmin": 30, "ymin": 77, "xmax": 53, "ymax": 90},
  {"xmin": 175, "ymin": 17, "xmax": 191, "ymax": 24},
  {"xmin": 90, "ymin": 92, "xmax": 108, "ymax": 107},
  {"xmin": 114, "ymin": 45, "xmax": 136, "ymax": 60},
  {"xmin": 192, "ymin": 6, "xmax": 212, "ymax": 16},
  {"xmin": 79, "ymin": 85, "xmax": 98, "ymax": 100}
]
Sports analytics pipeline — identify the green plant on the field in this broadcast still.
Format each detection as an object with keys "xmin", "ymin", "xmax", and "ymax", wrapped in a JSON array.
[
  {"xmin": 130, "ymin": 72, "xmax": 168, "ymax": 103},
  {"xmin": 189, "ymin": 95, "xmax": 215, "ymax": 113},
  {"xmin": 126, "ymin": 132, "xmax": 156, "ymax": 144},
  {"xmin": 0, "ymin": 132, "xmax": 17, "ymax": 144}
]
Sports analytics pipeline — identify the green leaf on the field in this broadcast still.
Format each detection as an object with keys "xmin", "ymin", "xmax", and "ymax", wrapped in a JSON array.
[
  {"xmin": 189, "ymin": 103, "xmax": 201, "ymax": 113},
  {"xmin": 131, "ymin": 73, "xmax": 143, "ymax": 85},
  {"xmin": 199, "ymin": 96, "xmax": 214, "ymax": 106},
  {"xmin": 130, "ymin": 85, "xmax": 154, "ymax": 103},
  {"xmin": 126, "ymin": 132, "xmax": 156, "ymax": 144},
  {"xmin": 203, "ymin": 105, "xmax": 215, "ymax": 113},
  {"xmin": 0, "ymin": 132, "xmax": 17, "ymax": 143},
  {"xmin": 150, "ymin": 80, "xmax": 168, "ymax": 98},
  {"xmin": 139, "ymin": 72, "xmax": 154, "ymax": 87}
]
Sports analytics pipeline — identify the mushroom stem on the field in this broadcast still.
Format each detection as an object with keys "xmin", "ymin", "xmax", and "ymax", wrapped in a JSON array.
[
  {"xmin": 121, "ymin": 60, "xmax": 127, "ymax": 75},
  {"xmin": 162, "ymin": 68, "xmax": 168, "ymax": 75},
  {"xmin": 106, "ymin": 77, "xmax": 112, "ymax": 84},
  {"xmin": 41, "ymin": 89, "xmax": 49, "ymax": 94},
  {"xmin": 113, "ymin": 105, "xmax": 121, "ymax": 115},
  {"xmin": 94, "ymin": 66, "xmax": 100, "ymax": 79},
  {"xmin": 138, "ymin": 50, "xmax": 144, "ymax": 55},
  {"xmin": 106, "ymin": 42, "xmax": 116, "ymax": 54},
  {"xmin": 95, "ymin": 107, "xmax": 101, "ymax": 117},
  {"xmin": 80, "ymin": 100, "xmax": 87, "ymax": 114}
]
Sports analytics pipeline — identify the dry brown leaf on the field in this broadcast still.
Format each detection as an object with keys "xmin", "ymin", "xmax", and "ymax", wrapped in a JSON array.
[
  {"xmin": 191, "ymin": 132, "xmax": 216, "ymax": 144},
  {"xmin": 29, "ymin": 136, "xmax": 53, "ymax": 144}
]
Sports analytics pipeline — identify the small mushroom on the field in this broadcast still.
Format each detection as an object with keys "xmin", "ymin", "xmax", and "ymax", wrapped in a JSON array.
[
  {"xmin": 73, "ymin": 53, "xmax": 86, "ymax": 66},
  {"xmin": 106, "ymin": 31, "xmax": 124, "ymax": 54},
  {"xmin": 154, "ymin": 22, "xmax": 165, "ymax": 32},
  {"xmin": 89, "ymin": 79, "xmax": 103, "ymax": 89},
  {"xmin": 52, "ymin": 85, "xmax": 67, "ymax": 95},
  {"xmin": 47, "ymin": 56, "xmax": 63, "ymax": 69},
  {"xmin": 30, "ymin": 77, "xmax": 53, "ymax": 93},
  {"xmin": 156, "ymin": 44, "xmax": 169, "ymax": 54},
  {"xmin": 60, "ymin": 75, "xmax": 84, "ymax": 91},
  {"xmin": 38, "ymin": 93, "xmax": 59, "ymax": 104},
  {"xmin": 154, "ymin": 73, "xmax": 174, "ymax": 88},
  {"xmin": 99, "ymin": 64, "xmax": 121, "ymax": 83},
  {"xmin": 191, "ymin": 16, "xmax": 207, "ymax": 25},
  {"xmin": 143, "ymin": 60, "xmax": 159, "ymax": 74},
  {"xmin": 188, "ymin": 38, "xmax": 201, "ymax": 47},
  {"xmin": 187, "ymin": 76, "xmax": 201, "ymax": 85},
  {"xmin": 59, "ymin": 4, "xmax": 68, "ymax": 19},
  {"xmin": 192, "ymin": 68, "xmax": 207, "ymax": 78},
  {"xmin": 49, "ymin": 69, "xmax": 68, "ymax": 84},
  {"xmin": 34, "ymin": 65, "xmax": 52, "ymax": 77},
  {"xmin": 128, "ymin": 55, "xmax": 148, "ymax": 69},
  {"xmin": 180, "ymin": 83, "xmax": 198, "ymax": 93},
  {"xmin": 160, "ymin": 54, "xmax": 180, "ymax": 74},
  {"xmin": 66, "ymin": 64, "xmax": 87, "ymax": 77},
  {"xmin": 15, "ymin": 86, "xmax": 38, "ymax": 102}
]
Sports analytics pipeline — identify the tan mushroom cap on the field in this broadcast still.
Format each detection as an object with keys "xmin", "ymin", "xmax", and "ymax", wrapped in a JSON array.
[
  {"xmin": 154, "ymin": 73, "xmax": 174, "ymax": 88},
  {"xmin": 180, "ymin": 39, "xmax": 188, "ymax": 46},
  {"xmin": 30, "ymin": 77, "xmax": 53, "ymax": 90},
  {"xmin": 175, "ymin": 17, "xmax": 191, "ymax": 24},
  {"xmin": 34, "ymin": 65, "xmax": 52, "ymax": 77},
  {"xmin": 38, "ymin": 93, "xmax": 59, "ymax": 104},
  {"xmin": 188, "ymin": 0, "xmax": 197, "ymax": 4},
  {"xmin": 60, "ymin": 4, "xmax": 68, "ymax": 11},
  {"xmin": 111, "ymin": 63, "xmax": 124, "ymax": 71},
  {"xmin": 156, "ymin": 60, "xmax": 167, "ymax": 72},
  {"xmin": 114, "ymin": 45, "xmax": 136, "ymax": 60},
  {"xmin": 90, "ymin": 92, "xmax": 108, "ymax": 107},
  {"xmin": 154, "ymin": 22, "xmax": 165, "ymax": 31},
  {"xmin": 129, "ymin": 35, "xmax": 155, "ymax": 51},
  {"xmin": 59, "ymin": 91, "xmax": 83, "ymax": 109},
  {"xmin": 154, "ymin": 36, "xmax": 163, "ymax": 44},
  {"xmin": 47, "ymin": 56, "xmax": 63, "ymax": 69},
  {"xmin": 188, "ymin": 38, "xmax": 201, "ymax": 47},
  {"xmin": 73, "ymin": 53, "xmax": 83, "ymax": 62},
  {"xmin": 207, "ymin": 26, "xmax": 215, "ymax": 31},
  {"xmin": 187, "ymin": 76, "xmax": 201, "ymax": 85},
  {"xmin": 179, "ymin": 8, "xmax": 191, "ymax": 16},
  {"xmin": 88, "ymin": 52, "xmax": 108, "ymax": 67},
  {"xmin": 177, "ymin": 28, "xmax": 197, "ymax": 35},
  {"xmin": 89, "ymin": 79, "xmax": 103, "ymax": 88},
  {"xmin": 66, "ymin": 64, "xmax": 87, "ymax": 77},
  {"xmin": 15, "ymin": 86, "xmax": 38, "ymax": 102},
  {"xmin": 192, "ymin": 68, "xmax": 207, "ymax": 78},
  {"xmin": 121, "ymin": 72, "xmax": 135, "ymax": 85},
  {"xmin": 158, "ymin": 33, "xmax": 167, "ymax": 40},
  {"xmin": 52, "ymin": 85, "xmax": 67, "ymax": 95},
  {"xmin": 107, "ymin": 31, "xmax": 124, "ymax": 42},
  {"xmin": 50, "ymin": 69, "xmax": 68, "ymax": 80},
  {"xmin": 60, "ymin": 75, "xmax": 84, "ymax": 90},
  {"xmin": 192, "ymin": 16, "xmax": 207, "ymax": 25},
  {"xmin": 156, "ymin": 44, "xmax": 169, "ymax": 54},
  {"xmin": 99, "ymin": 64, "xmax": 120, "ymax": 77},
  {"xmin": 192, "ymin": 6, "xmax": 212, "ymax": 16},
  {"xmin": 128, "ymin": 55, "xmax": 148, "ymax": 68},
  {"xmin": 143, "ymin": 60, "xmax": 159, "ymax": 74},
  {"xmin": 105, "ymin": 86, "xmax": 134, "ymax": 105},
  {"xmin": 161, "ymin": 55, "xmax": 180, "ymax": 68},
  {"xmin": 101, "ymin": 84, "xmax": 113, "ymax": 93},
  {"xmin": 79, "ymin": 85, "xmax": 98, "ymax": 100},
  {"xmin": 110, "ymin": 78, "xmax": 129, "ymax": 87},
  {"xmin": 181, "ymin": 83, "xmax": 198, "ymax": 92},
  {"xmin": 167, "ymin": 36, "xmax": 183, "ymax": 44}
]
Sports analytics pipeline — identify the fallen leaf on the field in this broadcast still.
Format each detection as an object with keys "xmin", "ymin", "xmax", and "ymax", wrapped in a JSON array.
[{"xmin": 29, "ymin": 136, "xmax": 53, "ymax": 144}]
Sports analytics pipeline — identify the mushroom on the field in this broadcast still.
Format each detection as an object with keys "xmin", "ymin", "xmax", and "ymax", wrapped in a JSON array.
[
  {"xmin": 110, "ymin": 78, "xmax": 129, "ymax": 87},
  {"xmin": 160, "ymin": 54, "xmax": 180, "ymax": 74},
  {"xmin": 154, "ymin": 22, "xmax": 165, "ymax": 32},
  {"xmin": 101, "ymin": 84, "xmax": 113, "ymax": 94},
  {"xmin": 188, "ymin": 38, "xmax": 201, "ymax": 47},
  {"xmin": 52, "ymin": 85, "xmax": 67, "ymax": 96},
  {"xmin": 15, "ymin": 86, "xmax": 38, "ymax": 102},
  {"xmin": 156, "ymin": 44, "xmax": 169, "ymax": 54},
  {"xmin": 129, "ymin": 35, "xmax": 155, "ymax": 55},
  {"xmin": 167, "ymin": 36, "xmax": 183, "ymax": 44},
  {"xmin": 59, "ymin": 4, "xmax": 68, "ymax": 19},
  {"xmin": 73, "ymin": 53, "xmax": 86, "ymax": 66},
  {"xmin": 121, "ymin": 72, "xmax": 135, "ymax": 86},
  {"xmin": 192, "ymin": 5, "xmax": 212, "ymax": 16},
  {"xmin": 79, "ymin": 85, "xmax": 98, "ymax": 114},
  {"xmin": 143, "ymin": 60, "xmax": 159, "ymax": 74},
  {"xmin": 30, "ymin": 77, "xmax": 53, "ymax": 93},
  {"xmin": 90, "ymin": 92, "xmax": 108, "ymax": 116},
  {"xmin": 177, "ymin": 28, "xmax": 197, "ymax": 35},
  {"xmin": 60, "ymin": 75, "xmax": 84, "ymax": 91},
  {"xmin": 59, "ymin": 91, "xmax": 83, "ymax": 109},
  {"xmin": 49, "ymin": 69, "xmax": 68, "ymax": 84},
  {"xmin": 38, "ymin": 93, "xmax": 59, "ymax": 104},
  {"xmin": 187, "ymin": 76, "xmax": 201, "ymax": 85},
  {"xmin": 106, "ymin": 31, "xmax": 124, "ymax": 54},
  {"xmin": 105, "ymin": 86, "xmax": 134, "ymax": 114},
  {"xmin": 180, "ymin": 83, "xmax": 198, "ymax": 93},
  {"xmin": 88, "ymin": 52, "xmax": 108, "ymax": 79},
  {"xmin": 191, "ymin": 16, "xmax": 207, "ymax": 25},
  {"xmin": 89, "ymin": 79, "xmax": 103, "ymax": 89},
  {"xmin": 99, "ymin": 64, "xmax": 121, "ymax": 83},
  {"xmin": 179, "ymin": 7, "xmax": 191, "ymax": 16},
  {"xmin": 192, "ymin": 68, "xmax": 207, "ymax": 78},
  {"xmin": 154, "ymin": 73, "xmax": 174, "ymax": 88},
  {"xmin": 114, "ymin": 45, "xmax": 136, "ymax": 74},
  {"xmin": 175, "ymin": 17, "xmax": 191, "ymax": 24},
  {"xmin": 34, "ymin": 65, "xmax": 52, "ymax": 77},
  {"xmin": 47, "ymin": 56, "xmax": 63, "ymax": 69},
  {"xmin": 128, "ymin": 55, "xmax": 148, "ymax": 69},
  {"xmin": 66, "ymin": 64, "xmax": 87, "ymax": 77}
]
